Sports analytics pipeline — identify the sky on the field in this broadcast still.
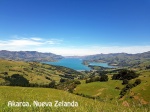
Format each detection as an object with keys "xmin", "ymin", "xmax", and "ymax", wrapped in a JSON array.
[{"xmin": 0, "ymin": 0, "xmax": 150, "ymax": 56}]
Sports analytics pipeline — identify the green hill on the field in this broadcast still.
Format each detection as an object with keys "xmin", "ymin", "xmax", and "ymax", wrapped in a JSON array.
[
  {"xmin": 83, "ymin": 51, "xmax": 150, "ymax": 69},
  {"xmin": 0, "ymin": 50, "xmax": 63, "ymax": 61},
  {"xmin": 0, "ymin": 59, "xmax": 82, "ymax": 85},
  {"xmin": 0, "ymin": 58, "xmax": 149, "ymax": 111},
  {"xmin": 0, "ymin": 86, "xmax": 149, "ymax": 112},
  {"xmin": 74, "ymin": 71, "xmax": 150, "ymax": 107}
]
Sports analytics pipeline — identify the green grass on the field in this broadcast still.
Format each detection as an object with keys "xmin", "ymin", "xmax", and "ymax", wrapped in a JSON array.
[
  {"xmin": 0, "ymin": 59, "xmax": 82, "ymax": 85},
  {"xmin": 74, "ymin": 71, "xmax": 150, "ymax": 108},
  {"xmin": 74, "ymin": 77, "xmax": 123, "ymax": 101},
  {"xmin": 0, "ymin": 86, "xmax": 149, "ymax": 112},
  {"xmin": 124, "ymin": 70, "xmax": 150, "ymax": 104}
]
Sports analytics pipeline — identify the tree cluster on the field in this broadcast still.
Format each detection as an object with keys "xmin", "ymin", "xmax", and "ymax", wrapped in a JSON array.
[
  {"xmin": 86, "ymin": 74, "xmax": 108, "ymax": 83},
  {"xmin": 120, "ymin": 79, "xmax": 141, "ymax": 98},
  {"xmin": 112, "ymin": 69, "xmax": 139, "ymax": 80},
  {"xmin": 4, "ymin": 74, "xmax": 29, "ymax": 86},
  {"xmin": 56, "ymin": 79, "xmax": 81, "ymax": 93}
]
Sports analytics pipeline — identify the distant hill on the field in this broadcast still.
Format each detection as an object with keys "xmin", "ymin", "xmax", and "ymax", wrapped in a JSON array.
[
  {"xmin": 83, "ymin": 51, "xmax": 150, "ymax": 68},
  {"xmin": 0, "ymin": 50, "xmax": 63, "ymax": 62}
]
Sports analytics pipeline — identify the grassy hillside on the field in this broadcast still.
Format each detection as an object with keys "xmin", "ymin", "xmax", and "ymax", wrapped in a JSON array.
[
  {"xmin": 0, "ymin": 59, "xmax": 82, "ymax": 85},
  {"xmin": 0, "ymin": 50, "xmax": 63, "ymax": 61},
  {"xmin": 124, "ymin": 71, "xmax": 150, "ymax": 105},
  {"xmin": 74, "ymin": 71, "xmax": 150, "ymax": 107},
  {"xmin": 83, "ymin": 51, "xmax": 150, "ymax": 69},
  {"xmin": 0, "ymin": 59, "xmax": 149, "ymax": 111},
  {"xmin": 74, "ymin": 76, "xmax": 124, "ymax": 101},
  {"xmin": 0, "ymin": 86, "xmax": 149, "ymax": 112}
]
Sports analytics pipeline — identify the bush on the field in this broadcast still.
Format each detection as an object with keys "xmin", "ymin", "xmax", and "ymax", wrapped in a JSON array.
[
  {"xmin": 100, "ymin": 75, "xmax": 108, "ymax": 82},
  {"xmin": 74, "ymin": 80, "xmax": 81, "ymax": 85},
  {"xmin": 126, "ymin": 84, "xmax": 134, "ymax": 89},
  {"xmin": 60, "ymin": 78, "xmax": 67, "ymax": 83},
  {"xmin": 112, "ymin": 69, "xmax": 139, "ymax": 80},
  {"xmin": 122, "ymin": 79, "xmax": 129, "ymax": 85},
  {"xmin": 132, "ymin": 79, "xmax": 141, "ymax": 87},
  {"xmin": 4, "ymin": 74, "xmax": 29, "ymax": 86},
  {"xmin": 86, "ymin": 79, "xmax": 91, "ymax": 83},
  {"xmin": 134, "ymin": 79, "xmax": 141, "ymax": 85},
  {"xmin": 49, "ymin": 80, "xmax": 55, "ymax": 88}
]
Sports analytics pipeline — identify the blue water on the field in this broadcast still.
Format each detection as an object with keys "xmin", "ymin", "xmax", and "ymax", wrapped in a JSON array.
[
  {"xmin": 43, "ymin": 58, "xmax": 91, "ymax": 71},
  {"xmin": 43, "ymin": 58, "xmax": 116, "ymax": 71},
  {"xmin": 89, "ymin": 62, "xmax": 116, "ymax": 68}
]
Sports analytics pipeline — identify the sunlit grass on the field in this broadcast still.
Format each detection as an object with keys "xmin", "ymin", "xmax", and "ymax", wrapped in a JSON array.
[{"xmin": 1, "ymin": 86, "xmax": 148, "ymax": 112}]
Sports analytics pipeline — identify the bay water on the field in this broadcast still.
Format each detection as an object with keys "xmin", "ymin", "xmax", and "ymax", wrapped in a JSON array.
[{"xmin": 43, "ymin": 58, "xmax": 115, "ymax": 71}]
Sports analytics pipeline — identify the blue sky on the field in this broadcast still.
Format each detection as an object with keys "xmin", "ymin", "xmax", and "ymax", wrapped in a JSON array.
[{"xmin": 0, "ymin": 0, "xmax": 150, "ymax": 56}]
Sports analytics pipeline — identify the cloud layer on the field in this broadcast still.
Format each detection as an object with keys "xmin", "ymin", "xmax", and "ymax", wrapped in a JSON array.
[{"xmin": 0, "ymin": 36, "xmax": 150, "ymax": 56}]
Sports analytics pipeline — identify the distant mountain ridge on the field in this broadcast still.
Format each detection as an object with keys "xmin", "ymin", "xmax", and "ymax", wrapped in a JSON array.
[
  {"xmin": 0, "ymin": 50, "xmax": 63, "ymax": 61},
  {"xmin": 83, "ymin": 51, "xmax": 150, "ymax": 59},
  {"xmin": 83, "ymin": 51, "xmax": 150, "ymax": 67}
]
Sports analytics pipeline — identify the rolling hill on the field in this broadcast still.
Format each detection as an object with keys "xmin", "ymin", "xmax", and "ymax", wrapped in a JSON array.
[
  {"xmin": 74, "ymin": 71, "xmax": 150, "ymax": 107},
  {"xmin": 0, "ymin": 86, "xmax": 149, "ymax": 112},
  {"xmin": 83, "ymin": 51, "xmax": 150, "ymax": 68},
  {"xmin": 0, "ymin": 50, "xmax": 63, "ymax": 61},
  {"xmin": 0, "ymin": 59, "xmax": 82, "ymax": 85}
]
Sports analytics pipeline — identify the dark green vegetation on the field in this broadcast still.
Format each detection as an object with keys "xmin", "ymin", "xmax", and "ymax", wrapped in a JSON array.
[
  {"xmin": 4, "ymin": 74, "xmax": 29, "ymax": 86},
  {"xmin": 112, "ymin": 69, "xmax": 139, "ymax": 80},
  {"xmin": 83, "ymin": 51, "xmax": 150, "ymax": 69},
  {"xmin": 0, "ymin": 50, "xmax": 63, "ymax": 61},
  {"xmin": 85, "ymin": 74, "xmax": 108, "ymax": 83}
]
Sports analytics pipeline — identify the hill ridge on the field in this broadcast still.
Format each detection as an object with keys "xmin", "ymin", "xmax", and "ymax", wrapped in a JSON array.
[{"xmin": 0, "ymin": 50, "xmax": 63, "ymax": 62}]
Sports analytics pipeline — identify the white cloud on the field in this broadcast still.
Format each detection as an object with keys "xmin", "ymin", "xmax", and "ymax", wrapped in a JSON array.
[
  {"xmin": 45, "ymin": 39, "xmax": 63, "ymax": 45},
  {"xmin": 0, "ymin": 37, "xmax": 62, "ymax": 47},
  {"xmin": 32, "ymin": 46, "xmax": 150, "ymax": 56},
  {"xmin": 31, "ymin": 37, "xmax": 43, "ymax": 41},
  {"xmin": 0, "ymin": 36, "xmax": 150, "ymax": 56},
  {"xmin": 0, "ymin": 39, "xmax": 42, "ymax": 47}
]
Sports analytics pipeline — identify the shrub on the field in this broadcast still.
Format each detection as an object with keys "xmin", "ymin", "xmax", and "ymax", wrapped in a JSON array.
[
  {"xmin": 132, "ymin": 79, "xmax": 141, "ymax": 87},
  {"xmin": 112, "ymin": 69, "xmax": 139, "ymax": 80},
  {"xmin": 49, "ymin": 80, "xmax": 56, "ymax": 88},
  {"xmin": 60, "ymin": 78, "xmax": 67, "ymax": 83},
  {"xmin": 74, "ymin": 80, "xmax": 81, "ymax": 85},
  {"xmin": 115, "ymin": 86, "xmax": 120, "ymax": 90},
  {"xmin": 120, "ymin": 87, "xmax": 127, "ymax": 96},
  {"xmin": 4, "ymin": 74, "xmax": 29, "ymax": 86},
  {"xmin": 126, "ymin": 84, "xmax": 134, "ymax": 89},
  {"xmin": 122, "ymin": 79, "xmax": 129, "ymax": 85},
  {"xmin": 85, "ymin": 79, "xmax": 91, "ymax": 83},
  {"xmin": 100, "ymin": 74, "xmax": 108, "ymax": 82},
  {"xmin": 134, "ymin": 79, "xmax": 141, "ymax": 85}
]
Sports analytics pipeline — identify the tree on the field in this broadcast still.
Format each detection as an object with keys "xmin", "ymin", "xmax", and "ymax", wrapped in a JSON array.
[
  {"xmin": 3, "ymin": 72, "xmax": 8, "ymax": 76},
  {"xmin": 134, "ymin": 79, "xmax": 141, "ymax": 85},
  {"xmin": 60, "ymin": 78, "xmax": 67, "ymax": 83},
  {"xmin": 74, "ymin": 80, "xmax": 81, "ymax": 85},
  {"xmin": 49, "ymin": 80, "xmax": 55, "ymax": 88},
  {"xmin": 100, "ymin": 74, "xmax": 108, "ymax": 82},
  {"xmin": 122, "ymin": 79, "xmax": 129, "ymax": 85},
  {"xmin": 85, "ymin": 79, "xmax": 91, "ymax": 83},
  {"xmin": 5, "ymin": 74, "xmax": 29, "ymax": 86},
  {"xmin": 112, "ymin": 69, "xmax": 139, "ymax": 80}
]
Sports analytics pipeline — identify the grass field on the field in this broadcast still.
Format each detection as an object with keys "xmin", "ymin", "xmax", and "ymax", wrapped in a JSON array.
[
  {"xmin": 74, "ymin": 71, "xmax": 150, "ymax": 107},
  {"xmin": 74, "ymin": 76, "xmax": 123, "ymax": 102},
  {"xmin": 0, "ymin": 86, "xmax": 149, "ymax": 112},
  {"xmin": 0, "ymin": 59, "xmax": 81, "ymax": 85},
  {"xmin": 126, "ymin": 70, "xmax": 150, "ymax": 105}
]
